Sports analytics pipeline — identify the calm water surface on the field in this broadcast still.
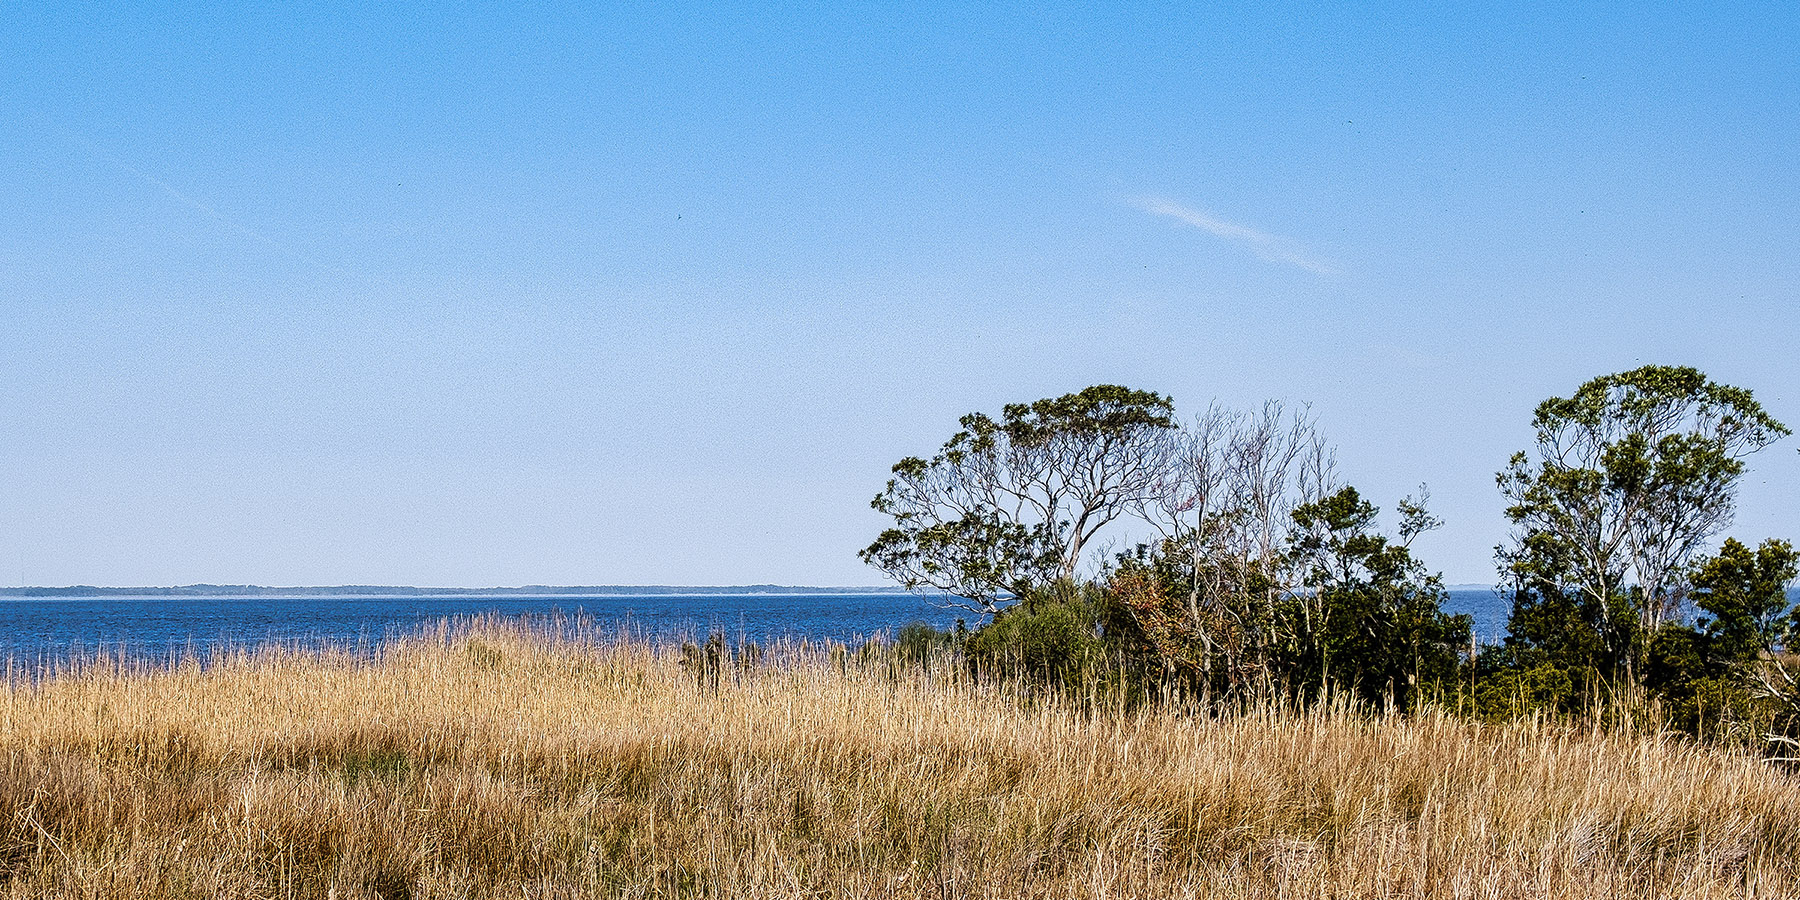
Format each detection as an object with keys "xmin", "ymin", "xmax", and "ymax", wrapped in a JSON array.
[{"xmin": 0, "ymin": 592, "xmax": 969, "ymax": 665}]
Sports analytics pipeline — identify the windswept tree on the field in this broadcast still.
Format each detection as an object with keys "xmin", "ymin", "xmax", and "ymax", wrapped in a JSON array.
[
  {"xmin": 861, "ymin": 385, "xmax": 1176, "ymax": 613},
  {"xmin": 1120, "ymin": 402, "xmax": 1337, "ymax": 690},
  {"xmin": 1497, "ymin": 365, "xmax": 1789, "ymax": 683}
]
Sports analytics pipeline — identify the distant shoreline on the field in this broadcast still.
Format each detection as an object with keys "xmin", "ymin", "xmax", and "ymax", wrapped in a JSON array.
[
  {"xmin": 0, "ymin": 584, "xmax": 913, "ymax": 598},
  {"xmin": 0, "ymin": 583, "xmax": 1511, "ymax": 599}
]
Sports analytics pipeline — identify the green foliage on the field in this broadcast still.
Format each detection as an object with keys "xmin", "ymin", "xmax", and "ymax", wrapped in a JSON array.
[
  {"xmin": 862, "ymin": 385, "xmax": 1176, "ymax": 612},
  {"xmin": 1643, "ymin": 624, "xmax": 1719, "ymax": 697},
  {"xmin": 1471, "ymin": 660, "xmax": 1582, "ymax": 721},
  {"xmin": 1627, "ymin": 539, "xmax": 1800, "ymax": 742},
  {"xmin": 856, "ymin": 369, "xmax": 1797, "ymax": 754},
  {"xmin": 893, "ymin": 621, "xmax": 960, "ymax": 667},
  {"xmin": 1644, "ymin": 640, "xmax": 1774, "ymax": 745},
  {"xmin": 1482, "ymin": 365, "xmax": 1798, "ymax": 747},
  {"xmin": 1497, "ymin": 577, "xmax": 1637, "ymax": 689},
  {"xmin": 861, "ymin": 512, "xmax": 1060, "ymax": 613},
  {"xmin": 1278, "ymin": 487, "xmax": 1471, "ymax": 708},
  {"xmin": 1483, "ymin": 537, "xmax": 1800, "ymax": 739},
  {"xmin": 1690, "ymin": 537, "xmax": 1799, "ymax": 661},
  {"xmin": 992, "ymin": 384, "xmax": 1176, "ymax": 444},
  {"xmin": 963, "ymin": 581, "xmax": 1146, "ymax": 698},
  {"xmin": 1496, "ymin": 365, "xmax": 1789, "ymax": 685},
  {"xmin": 1108, "ymin": 541, "xmax": 1289, "ymax": 702},
  {"xmin": 1102, "ymin": 486, "xmax": 1469, "ymax": 711},
  {"xmin": 1675, "ymin": 675, "xmax": 1778, "ymax": 747}
]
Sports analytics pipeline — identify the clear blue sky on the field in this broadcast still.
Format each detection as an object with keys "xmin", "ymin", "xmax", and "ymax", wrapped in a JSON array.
[{"xmin": 2, "ymin": 2, "xmax": 1795, "ymax": 587}]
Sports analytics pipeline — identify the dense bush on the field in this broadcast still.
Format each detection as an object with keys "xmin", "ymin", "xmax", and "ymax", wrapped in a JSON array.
[
  {"xmin": 962, "ymin": 580, "xmax": 1152, "ymax": 700},
  {"xmin": 893, "ymin": 620, "xmax": 961, "ymax": 667},
  {"xmin": 1466, "ymin": 651, "xmax": 1583, "ymax": 721}
]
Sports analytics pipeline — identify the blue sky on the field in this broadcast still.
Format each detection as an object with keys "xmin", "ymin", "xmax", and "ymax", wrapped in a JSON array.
[{"xmin": 2, "ymin": 2, "xmax": 1795, "ymax": 586}]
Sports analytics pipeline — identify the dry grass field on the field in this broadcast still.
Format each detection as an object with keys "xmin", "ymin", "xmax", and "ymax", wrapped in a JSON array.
[{"xmin": 1, "ymin": 620, "xmax": 1796, "ymax": 899}]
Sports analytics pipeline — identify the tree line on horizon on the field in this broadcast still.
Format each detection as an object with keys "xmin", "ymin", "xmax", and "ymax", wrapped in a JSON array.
[{"xmin": 861, "ymin": 367, "xmax": 1800, "ymax": 755}]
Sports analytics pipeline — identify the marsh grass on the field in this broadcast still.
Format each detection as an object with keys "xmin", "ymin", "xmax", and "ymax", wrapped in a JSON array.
[{"xmin": 0, "ymin": 618, "xmax": 1795, "ymax": 898}]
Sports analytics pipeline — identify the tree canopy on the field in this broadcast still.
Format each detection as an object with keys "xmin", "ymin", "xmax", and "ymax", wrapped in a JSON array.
[
  {"xmin": 1497, "ymin": 365, "xmax": 1789, "ymax": 684},
  {"xmin": 860, "ymin": 385, "xmax": 1175, "ymax": 613}
]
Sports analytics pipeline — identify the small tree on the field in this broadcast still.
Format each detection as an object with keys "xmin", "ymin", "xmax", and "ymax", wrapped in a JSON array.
[
  {"xmin": 1279, "ymin": 486, "xmax": 1469, "ymax": 708},
  {"xmin": 861, "ymin": 385, "xmax": 1176, "ymax": 613},
  {"xmin": 1690, "ymin": 538, "xmax": 1800, "ymax": 662},
  {"xmin": 1643, "ymin": 537, "xmax": 1799, "ymax": 743}
]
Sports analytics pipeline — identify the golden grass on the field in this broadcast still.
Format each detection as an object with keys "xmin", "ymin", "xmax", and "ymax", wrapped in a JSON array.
[{"xmin": 0, "ymin": 620, "xmax": 1796, "ymax": 899}]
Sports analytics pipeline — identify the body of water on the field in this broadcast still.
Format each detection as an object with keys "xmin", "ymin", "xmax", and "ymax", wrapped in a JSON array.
[
  {"xmin": 0, "ymin": 592, "xmax": 966, "ymax": 665},
  {"xmin": 0, "ymin": 586, "xmax": 1639, "ymax": 666},
  {"xmin": 1444, "ymin": 588, "xmax": 1510, "ymax": 642}
]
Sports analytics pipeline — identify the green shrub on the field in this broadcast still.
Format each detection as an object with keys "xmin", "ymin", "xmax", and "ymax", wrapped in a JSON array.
[
  {"xmin": 1671, "ymin": 674, "xmax": 1776, "ymax": 746},
  {"xmin": 963, "ymin": 581, "xmax": 1147, "ymax": 700},
  {"xmin": 1473, "ymin": 663, "xmax": 1579, "ymax": 721},
  {"xmin": 893, "ymin": 621, "xmax": 958, "ymax": 667}
]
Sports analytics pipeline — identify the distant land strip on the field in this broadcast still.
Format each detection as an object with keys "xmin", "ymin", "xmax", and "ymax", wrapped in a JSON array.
[{"xmin": 0, "ymin": 584, "xmax": 914, "ymax": 598}]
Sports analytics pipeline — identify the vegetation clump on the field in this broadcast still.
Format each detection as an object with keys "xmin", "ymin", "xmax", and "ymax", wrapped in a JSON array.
[
  {"xmin": 2, "ymin": 367, "xmax": 1792, "ymax": 897},
  {"xmin": 865, "ymin": 369, "xmax": 1800, "ymax": 755}
]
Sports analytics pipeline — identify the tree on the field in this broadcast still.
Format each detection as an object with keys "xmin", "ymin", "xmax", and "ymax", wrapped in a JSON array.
[
  {"xmin": 861, "ymin": 385, "xmax": 1176, "ymax": 614},
  {"xmin": 1121, "ymin": 402, "xmax": 1336, "ymax": 694},
  {"xmin": 1641, "ymin": 538, "xmax": 1799, "ymax": 743},
  {"xmin": 1496, "ymin": 365, "xmax": 1789, "ymax": 683},
  {"xmin": 1689, "ymin": 537, "xmax": 1799, "ymax": 663},
  {"xmin": 1110, "ymin": 482, "xmax": 1467, "ymax": 708},
  {"xmin": 1142, "ymin": 403, "xmax": 1335, "ymax": 624},
  {"xmin": 1279, "ymin": 485, "xmax": 1469, "ymax": 708}
]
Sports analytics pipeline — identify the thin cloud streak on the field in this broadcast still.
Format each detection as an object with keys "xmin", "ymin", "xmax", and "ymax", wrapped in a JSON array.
[
  {"xmin": 62, "ymin": 130, "xmax": 350, "ymax": 278},
  {"xmin": 1133, "ymin": 197, "xmax": 1339, "ymax": 277}
]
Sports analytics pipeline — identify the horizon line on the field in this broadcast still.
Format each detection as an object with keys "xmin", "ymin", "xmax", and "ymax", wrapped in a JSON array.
[
  {"xmin": 1, "ymin": 582, "xmax": 1506, "ymax": 596},
  {"xmin": 0, "ymin": 583, "xmax": 912, "ymax": 596}
]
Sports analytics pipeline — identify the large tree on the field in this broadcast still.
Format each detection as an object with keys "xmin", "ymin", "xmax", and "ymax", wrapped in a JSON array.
[
  {"xmin": 861, "ymin": 385, "xmax": 1176, "ymax": 613},
  {"xmin": 1497, "ymin": 365, "xmax": 1789, "ymax": 681}
]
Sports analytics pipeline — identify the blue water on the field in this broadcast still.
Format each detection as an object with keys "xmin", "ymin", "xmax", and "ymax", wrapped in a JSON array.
[
  {"xmin": 0, "ymin": 586, "xmax": 1727, "ymax": 667},
  {"xmin": 1444, "ymin": 588, "xmax": 1510, "ymax": 642},
  {"xmin": 0, "ymin": 592, "xmax": 966, "ymax": 666}
]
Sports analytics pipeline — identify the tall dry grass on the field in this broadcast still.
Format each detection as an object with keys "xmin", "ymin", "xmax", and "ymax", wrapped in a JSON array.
[{"xmin": 0, "ymin": 619, "xmax": 1795, "ymax": 899}]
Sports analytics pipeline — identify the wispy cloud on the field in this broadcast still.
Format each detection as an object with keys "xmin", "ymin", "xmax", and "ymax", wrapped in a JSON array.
[
  {"xmin": 111, "ymin": 157, "xmax": 291, "ymax": 250},
  {"xmin": 1132, "ymin": 196, "xmax": 1339, "ymax": 277},
  {"xmin": 63, "ymin": 129, "xmax": 346, "ymax": 276}
]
